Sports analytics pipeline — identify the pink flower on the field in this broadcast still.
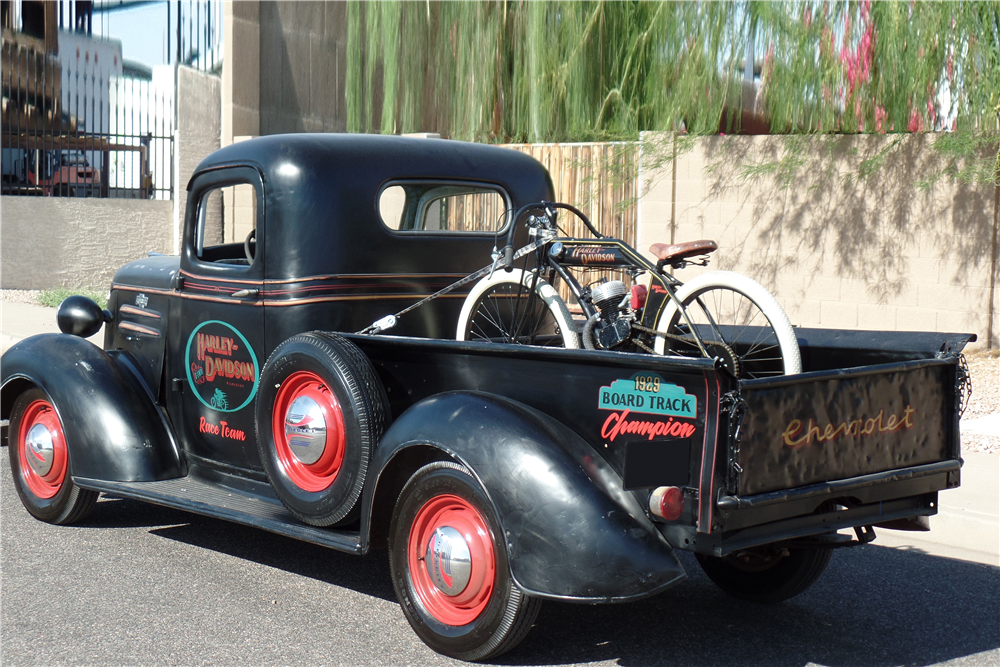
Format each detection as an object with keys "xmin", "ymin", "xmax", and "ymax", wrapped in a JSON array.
[{"xmin": 875, "ymin": 104, "xmax": 887, "ymax": 133}]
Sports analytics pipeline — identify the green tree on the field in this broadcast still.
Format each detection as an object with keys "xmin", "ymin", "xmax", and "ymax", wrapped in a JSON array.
[{"xmin": 348, "ymin": 1, "xmax": 998, "ymax": 184}]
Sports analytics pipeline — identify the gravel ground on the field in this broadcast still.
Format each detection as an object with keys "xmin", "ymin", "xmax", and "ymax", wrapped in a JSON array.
[
  {"xmin": 2, "ymin": 289, "xmax": 997, "ymax": 452},
  {"xmin": 962, "ymin": 350, "xmax": 1000, "ymax": 455},
  {"xmin": 0, "ymin": 289, "xmax": 42, "ymax": 305}
]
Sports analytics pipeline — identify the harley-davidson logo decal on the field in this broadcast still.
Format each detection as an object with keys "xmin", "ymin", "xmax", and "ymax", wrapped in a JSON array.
[
  {"xmin": 185, "ymin": 320, "xmax": 259, "ymax": 413},
  {"xmin": 570, "ymin": 246, "xmax": 617, "ymax": 264}
]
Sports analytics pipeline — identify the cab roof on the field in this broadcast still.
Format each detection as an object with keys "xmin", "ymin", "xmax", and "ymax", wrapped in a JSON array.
[{"xmin": 191, "ymin": 133, "xmax": 552, "ymax": 200}]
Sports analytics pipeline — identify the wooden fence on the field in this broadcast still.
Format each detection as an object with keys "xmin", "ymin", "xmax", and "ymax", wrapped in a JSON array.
[
  {"xmin": 503, "ymin": 142, "xmax": 640, "ymax": 304},
  {"xmin": 504, "ymin": 142, "xmax": 639, "ymax": 242}
]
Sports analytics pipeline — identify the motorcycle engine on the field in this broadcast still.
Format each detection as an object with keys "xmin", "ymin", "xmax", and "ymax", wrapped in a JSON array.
[{"xmin": 590, "ymin": 280, "xmax": 632, "ymax": 349}]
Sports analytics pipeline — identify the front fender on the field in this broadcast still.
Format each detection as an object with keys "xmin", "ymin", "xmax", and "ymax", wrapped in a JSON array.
[
  {"xmin": 1, "ymin": 334, "xmax": 183, "ymax": 482},
  {"xmin": 366, "ymin": 391, "xmax": 686, "ymax": 602}
]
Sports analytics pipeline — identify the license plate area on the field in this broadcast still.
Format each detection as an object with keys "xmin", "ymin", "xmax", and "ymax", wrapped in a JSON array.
[{"xmin": 623, "ymin": 440, "xmax": 691, "ymax": 490}]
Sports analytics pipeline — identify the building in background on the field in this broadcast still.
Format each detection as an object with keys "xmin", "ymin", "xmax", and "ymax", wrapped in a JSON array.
[{"xmin": 1, "ymin": 0, "xmax": 221, "ymax": 200}]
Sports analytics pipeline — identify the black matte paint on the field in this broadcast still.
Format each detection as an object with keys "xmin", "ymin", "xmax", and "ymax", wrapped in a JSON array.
[
  {"xmin": 1, "ymin": 335, "xmax": 183, "ymax": 481},
  {"xmin": 366, "ymin": 391, "xmax": 687, "ymax": 602},
  {"xmin": 56, "ymin": 295, "xmax": 109, "ymax": 338}
]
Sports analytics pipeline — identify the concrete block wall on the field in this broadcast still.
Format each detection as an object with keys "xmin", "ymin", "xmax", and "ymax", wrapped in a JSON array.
[
  {"xmin": 1, "ymin": 65, "xmax": 220, "ymax": 292},
  {"xmin": 221, "ymin": 180, "xmax": 257, "ymax": 245},
  {"xmin": 177, "ymin": 66, "xmax": 221, "ymax": 237},
  {"xmin": 639, "ymin": 132, "xmax": 999, "ymax": 349},
  {"xmin": 224, "ymin": 0, "xmax": 347, "ymax": 141},
  {"xmin": 0, "ymin": 196, "xmax": 174, "ymax": 290},
  {"xmin": 223, "ymin": 1, "xmax": 262, "ymax": 146}
]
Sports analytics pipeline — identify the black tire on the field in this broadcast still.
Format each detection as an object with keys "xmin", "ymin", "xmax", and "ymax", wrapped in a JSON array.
[
  {"xmin": 696, "ymin": 546, "xmax": 833, "ymax": 603},
  {"xmin": 654, "ymin": 271, "xmax": 801, "ymax": 379},
  {"xmin": 456, "ymin": 269, "xmax": 580, "ymax": 348},
  {"xmin": 8, "ymin": 388, "xmax": 98, "ymax": 525},
  {"xmin": 389, "ymin": 462, "xmax": 541, "ymax": 661},
  {"xmin": 255, "ymin": 332, "xmax": 389, "ymax": 527}
]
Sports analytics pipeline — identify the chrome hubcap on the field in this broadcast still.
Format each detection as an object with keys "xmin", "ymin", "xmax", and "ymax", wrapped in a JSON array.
[
  {"xmin": 24, "ymin": 423, "xmax": 55, "ymax": 476},
  {"xmin": 284, "ymin": 396, "xmax": 327, "ymax": 464},
  {"xmin": 425, "ymin": 526, "xmax": 472, "ymax": 596}
]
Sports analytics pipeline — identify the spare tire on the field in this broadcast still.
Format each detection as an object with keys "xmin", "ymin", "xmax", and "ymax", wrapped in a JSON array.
[{"xmin": 255, "ymin": 332, "xmax": 389, "ymax": 526}]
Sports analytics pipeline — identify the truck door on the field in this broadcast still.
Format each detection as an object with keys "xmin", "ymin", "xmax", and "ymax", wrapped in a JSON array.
[{"xmin": 169, "ymin": 166, "xmax": 266, "ymax": 473}]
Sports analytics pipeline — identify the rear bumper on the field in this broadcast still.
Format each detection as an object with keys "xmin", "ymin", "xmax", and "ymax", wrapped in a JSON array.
[{"xmin": 664, "ymin": 459, "xmax": 960, "ymax": 557}]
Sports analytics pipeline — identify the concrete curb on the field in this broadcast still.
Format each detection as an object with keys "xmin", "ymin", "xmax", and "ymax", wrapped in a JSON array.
[{"xmin": 872, "ymin": 450, "xmax": 999, "ymax": 567}]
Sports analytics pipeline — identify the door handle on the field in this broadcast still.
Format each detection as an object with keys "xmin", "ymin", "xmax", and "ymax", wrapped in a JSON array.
[{"xmin": 231, "ymin": 288, "xmax": 259, "ymax": 299}]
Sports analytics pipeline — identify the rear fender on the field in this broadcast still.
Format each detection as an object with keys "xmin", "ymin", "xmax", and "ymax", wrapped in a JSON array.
[
  {"xmin": 1, "ymin": 334, "xmax": 184, "ymax": 481},
  {"xmin": 363, "ymin": 391, "xmax": 686, "ymax": 602}
]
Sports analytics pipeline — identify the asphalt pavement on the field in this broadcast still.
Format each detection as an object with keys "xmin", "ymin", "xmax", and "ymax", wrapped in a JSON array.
[{"xmin": 2, "ymin": 454, "xmax": 998, "ymax": 667}]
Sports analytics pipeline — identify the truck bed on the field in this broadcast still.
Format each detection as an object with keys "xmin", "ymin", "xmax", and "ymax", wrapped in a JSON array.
[{"xmin": 349, "ymin": 327, "xmax": 972, "ymax": 556}]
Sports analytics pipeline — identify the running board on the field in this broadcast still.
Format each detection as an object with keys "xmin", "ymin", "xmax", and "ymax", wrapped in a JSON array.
[{"xmin": 74, "ymin": 472, "xmax": 364, "ymax": 554}]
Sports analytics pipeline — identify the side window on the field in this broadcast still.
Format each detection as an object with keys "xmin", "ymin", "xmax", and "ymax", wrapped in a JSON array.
[
  {"xmin": 195, "ymin": 181, "xmax": 259, "ymax": 265},
  {"xmin": 378, "ymin": 182, "xmax": 508, "ymax": 233}
]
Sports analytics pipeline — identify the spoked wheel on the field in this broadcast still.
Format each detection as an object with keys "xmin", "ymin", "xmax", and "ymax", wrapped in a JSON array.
[
  {"xmin": 696, "ymin": 546, "xmax": 833, "ymax": 603},
  {"xmin": 8, "ymin": 388, "xmax": 98, "ymax": 524},
  {"xmin": 654, "ymin": 271, "xmax": 801, "ymax": 378},
  {"xmin": 456, "ymin": 269, "xmax": 579, "ymax": 348},
  {"xmin": 256, "ymin": 332, "xmax": 389, "ymax": 527},
  {"xmin": 390, "ymin": 462, "xmax": 541, "ymax": 661}
]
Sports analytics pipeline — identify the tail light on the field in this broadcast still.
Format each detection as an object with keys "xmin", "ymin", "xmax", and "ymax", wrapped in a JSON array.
[
  {"xmin": 649, "ymin": 486, "xmax": 684, "ymax": 521},
  {"xmin": 630, "ymin": 284, "xmax": 648, "ymax": 310}
]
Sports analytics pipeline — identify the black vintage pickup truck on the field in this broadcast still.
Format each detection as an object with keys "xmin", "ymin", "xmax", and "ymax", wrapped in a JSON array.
[{"xmin": 2, "ymin": 134, "xmax": 972, "ymax": 661}]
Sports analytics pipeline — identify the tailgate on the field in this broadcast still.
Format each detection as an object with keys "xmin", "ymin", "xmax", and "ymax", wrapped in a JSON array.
[
  {"xmin": 738, "ymin": 358, "xmax": 962, "ymax": 496},
  {"xmin": 703, "ymin": 355, "xmax": 967, "ymax": 552}
]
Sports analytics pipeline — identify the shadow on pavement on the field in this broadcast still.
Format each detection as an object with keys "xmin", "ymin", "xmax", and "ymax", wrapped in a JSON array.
[
  {"xmin": 83, "ymin": 495, "xmax": 400, "ymax": 603},
  {"xmin": 81, "ymin": 493, "xmax": 1000, "ymax": 667},
  {"xmin": 502, "ymin": 547, "xmax": 999, "ymax": 667}
]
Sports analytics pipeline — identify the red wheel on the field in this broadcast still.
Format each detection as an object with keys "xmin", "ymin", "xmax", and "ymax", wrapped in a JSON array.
[
  {"xmin": 8, "ymin": 388, "xmax": 98, "ymax": 525},
  {"xmin": 16, "ymin": 398, "xmax": 69, "ymax": 499},
  {"xmin": 390, "ymin": 462, "xmax": 540, "ymax": 661},
  {"xmin": 407, "ymin": 493, "xmax": 496, "ymax": 626},
  {"xmin": 256, "ymin": 332, "xmax": 389, "ymax": 527},
  {"xmin": 271, "ymin": 371, "xmax": 346, "ymax": 492}
]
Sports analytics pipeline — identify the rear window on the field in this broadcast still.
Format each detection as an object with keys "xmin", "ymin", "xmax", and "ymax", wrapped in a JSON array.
[{"xmin": 378, "ymin": 181, "xmax": 509, "ymax": 234}]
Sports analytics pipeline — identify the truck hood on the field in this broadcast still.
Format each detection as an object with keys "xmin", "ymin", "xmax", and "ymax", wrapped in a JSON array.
[{"xmin": 112, "ymin": 255, "xmax": 180, "ymax": 291}]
